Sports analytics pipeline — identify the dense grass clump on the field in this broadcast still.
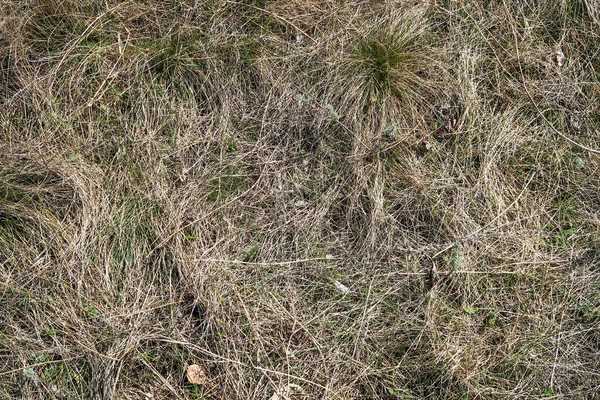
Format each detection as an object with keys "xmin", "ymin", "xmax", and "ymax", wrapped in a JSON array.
[
  {"xmin": 352, "ymin": 18, "xmax": 427, "ymax": 105},
  {"xmin": 1, "ymin": 0, "xmax": 600, "ymax": 399}
]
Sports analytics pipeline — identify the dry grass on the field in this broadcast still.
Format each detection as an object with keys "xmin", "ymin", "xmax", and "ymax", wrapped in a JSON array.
[{"xmin": 1, "ymin": 0, "xmax": 600, "ymax": 398}]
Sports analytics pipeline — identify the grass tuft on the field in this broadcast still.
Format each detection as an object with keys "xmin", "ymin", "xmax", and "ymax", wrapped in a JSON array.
[{"xmin": 352, "ymin": 19, "xmax": 427, "ymax": 105}]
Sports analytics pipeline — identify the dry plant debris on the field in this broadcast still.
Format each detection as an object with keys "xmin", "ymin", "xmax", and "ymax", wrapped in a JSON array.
[
  {"xmin": 1, "ymin": 0, "xmax": 599, "ymax": 399},
  {"xmin": 186, "ymin": 364, "xmax": 208, "ymax": 386}
]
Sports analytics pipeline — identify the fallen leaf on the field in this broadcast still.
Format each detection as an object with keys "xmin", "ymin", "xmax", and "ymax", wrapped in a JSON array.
[
  {"xmin": 186, "ymin": 364, "xmax": 208, "ymax": 385},
  {"xmin": 427, "ymin": 263, "xmax": 439, "ymax": 291},
  {"xmin": 333, "ymin": 280, "xmax": 349, "ymax": 295}
]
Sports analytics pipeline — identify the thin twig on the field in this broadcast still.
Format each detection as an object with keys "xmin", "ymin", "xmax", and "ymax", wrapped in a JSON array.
[
  {"xmin": 195, "ymin": 257, "xmax": 335, "ymax": 266},
  {"xmin": 74, "ymin": 340, "xmax": 122, "ymax": 362},
  {"xmin": 105, "ymin": 300, "xmax": 185, "ymax": 320},
  {"xmin": 0, "ymin": 357, "xmax": 82, "ymax": 377}
]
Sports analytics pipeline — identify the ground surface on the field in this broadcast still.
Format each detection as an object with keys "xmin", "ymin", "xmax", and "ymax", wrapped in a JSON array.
[{"xmin": 1, "ymin": 0, "xmax": 600, "ymax": 399}]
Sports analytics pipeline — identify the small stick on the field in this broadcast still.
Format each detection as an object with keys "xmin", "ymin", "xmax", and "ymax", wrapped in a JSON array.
[
  {"xmin": 195, "ymin": 257, "xmax": 335, "ymax": 266},
  {"xmin": 0, "ymin": 357, "xmax": 82, "ymax": 377}
]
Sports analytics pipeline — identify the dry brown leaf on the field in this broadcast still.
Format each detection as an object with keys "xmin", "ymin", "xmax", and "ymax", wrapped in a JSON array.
[{"xmin": 186, "ymin": 364, "xmax": 208, "ymax": 385}]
